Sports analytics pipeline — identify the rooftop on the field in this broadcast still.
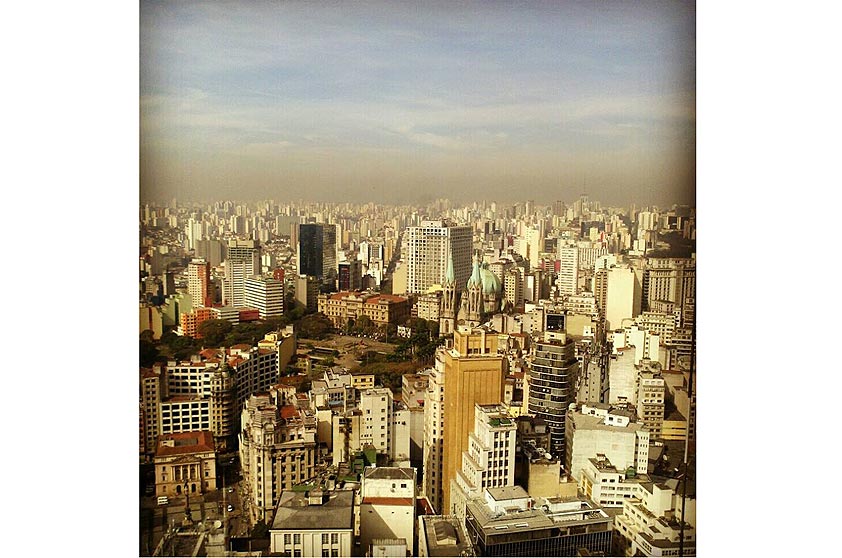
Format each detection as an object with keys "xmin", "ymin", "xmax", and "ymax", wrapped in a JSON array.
[
  {"xmin": 420, "ymin": 516, "xmax": 476, "ymax": 557},
  {"xmin": 271, "ymin": 490, "xmax": 355, "ymax": 531},
  {"xmin": 363, "ymin": 467, "xmax": 415, "ymax": 481}
]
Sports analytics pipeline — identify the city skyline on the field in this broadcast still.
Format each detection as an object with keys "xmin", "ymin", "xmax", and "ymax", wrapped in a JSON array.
[{"xmin": 140, "ymin": 0, "xmax": 695, "ymax": 207}]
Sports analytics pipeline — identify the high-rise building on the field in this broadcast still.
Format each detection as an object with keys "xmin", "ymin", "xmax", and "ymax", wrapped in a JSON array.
[
  {"xmin": 295, "ymin": 275, "xmax": 320, "ymax": 312},
  {"xmin": 404, "ymin": 220, "xmax": 472, "ymax": 295},
  {"xmin": 557, "ymin": 244, "xmax": 579, "ymax": 297},
  {"xmin": 245, "ymin": 276, "xmax": 284, "ymax": 319},
  {"xmin": 298, "ymin": 223, "xmax": 338, "ymax": 287},
  {"xmin": 338, "ymin": 260, "xmax": 362, "ymax": 292},
  {"xmin": 604, "ymin": 265, "xmax": 642, "ymax": 331},
  {"xmin": 526, "ymin": 331, "xmax": 579, "ymax": 460},
  {"xmin": 187, "ymin": 258, "xmax": 213, "ymax": 308},
  {"xmin": 439, "ymin": 327, "xmax": 506, "ymax": 515},
  {"xmin": 223, "ymin": 240, "xmax": 261, "ymax": 308}
]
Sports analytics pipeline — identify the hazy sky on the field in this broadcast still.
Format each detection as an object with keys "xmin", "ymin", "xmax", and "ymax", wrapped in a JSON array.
[{"xmin": 140, "ymin": 0, "xmax": 695, "ymax": 207}]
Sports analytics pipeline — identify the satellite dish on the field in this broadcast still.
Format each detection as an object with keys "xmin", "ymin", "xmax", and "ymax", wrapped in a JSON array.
[{"xmin": 214, "ymin": 520, "xmax": 222, "ymax": 529}]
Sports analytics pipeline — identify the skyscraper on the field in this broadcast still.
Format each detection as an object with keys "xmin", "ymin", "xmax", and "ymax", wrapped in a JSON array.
[
  {"xmin": 527, "ymin": 331, "xmax": 579, "ymax": 460},
  {"xmin": 297, "ymin": 223, "xmax": 338, "ymax": 288},
  {"xmin": 186, "ymin": 258, "xmax": 213, "ymax": 308},
  {"xmin": 439, "ymin": 327, "xmax": 506, "ymax": 515},
  {"xmin": 404, "ymin": 220, "xmax": 471, "ymax": 295},
  {"xmin": 223, "ymin": 240, "xmax": 261, "ymax": 308}
]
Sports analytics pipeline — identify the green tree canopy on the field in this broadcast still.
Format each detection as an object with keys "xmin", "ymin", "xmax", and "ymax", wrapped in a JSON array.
[{"xmin": 198, "ymin": 319, "xmax": 233, "ymax": 347}]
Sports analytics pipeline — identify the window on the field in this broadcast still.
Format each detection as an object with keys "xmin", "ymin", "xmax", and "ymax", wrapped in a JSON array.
[
  {"xmin": 294, "ymin": 534, "xmax": 301, "ymax": 544},
  {"xmin": 322, "ymin": 533, "xmax": 329, "ymax": 544},
  {"xmin": 331, "ymin": 533, "xmax": 338, "ymax": 544}
]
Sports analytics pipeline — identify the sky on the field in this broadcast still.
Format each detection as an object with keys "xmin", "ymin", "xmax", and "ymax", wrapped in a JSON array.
[{"xmin": 140, "ymin": 0, "xmax": 695, "ymax": 207}]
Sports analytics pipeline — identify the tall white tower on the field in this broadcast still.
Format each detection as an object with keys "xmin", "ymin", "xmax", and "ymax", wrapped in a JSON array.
[{"xmin": 404, "ymin": 220, "xmax": 471, "ymax": 295}]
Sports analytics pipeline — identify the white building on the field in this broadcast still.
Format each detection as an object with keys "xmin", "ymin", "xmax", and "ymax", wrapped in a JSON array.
[
  {"xmin": 557, "ymin": 244, "xmax": 579, "ymax": 296},
  {"xmin": 360, "ymin": 388, "xmax": 394, "ymax": 456},
  {"xmin": 614, "ymin": 478, "xmax": 696, "ymax": 556},
  {"xmin": 223, "ymin": 239, "xmax": 261, "ymax": 308},
  {"xmin": 245, "ymin": 275, "xmax": 284, "ymax": 319},
  {"xmin": 269, "ymin": 490, "xmax": 355, "ymax": 557},
  {"xmin": 564, "ymin": 403, "xmax": 650, "ymax": 482},
  {"xmin": 604, "ymin": 265, "xmax": 641, "ymax": 331},
  {"xmin": 404, "ymin": 220, "xmax": 472, "ymax": 295},
  {"xmin": 359, "ymin": 467, "xmax": 417, "ymax": 555},
  {"xmin": 451, "ymin": 404, "xmax": 517, "ymax": 518},
  {"xmin": 422, "ymin": 352, "xmax": 446, "ymax": 513}
]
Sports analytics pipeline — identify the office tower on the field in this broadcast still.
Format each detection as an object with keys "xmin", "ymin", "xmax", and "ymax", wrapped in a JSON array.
[
  {"xmin": 245, "ymin": 276, "xmax": 284, "ymax": 319},
  {"xmin": 404, "ymin": 220, "xmax": 472, "ymax": 295},
  {"xmin": 186, "ymin": 258, "xmax": 213, "ymax": 308},
  {"xmin": 338, "ymin": 260, "xmax": 362, "ymax": 292},
  {"xmin": 297, "ymin": 223, "xmax": 338, "ymax": 287},
  {"xmin": 637, "ymin": 372, "xmax": 666, "ymax": 438},
  {"xmin": 423, "ymin": 352, "xmax": 447, "ymax": 513},
  {"xmin": 223, "ymin": 239, "xmax": 261, "ymax": 308},
  {"xmin": 196, "ymin": 239, "xmax": 227, "ymax": 267},
  {"xmin": 557, "ymin": 244, "xmax": 579, "ymax": 297},
  {"xmin": 439, "ymin": 328, "xmax": 506, "ymax": 514},
  {"xmin": 527, "ymin": 331, "xmax": 579, "ymax": 460}
]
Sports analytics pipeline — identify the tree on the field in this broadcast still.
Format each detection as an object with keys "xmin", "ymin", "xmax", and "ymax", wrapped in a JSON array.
[
  {"xmin": 298, "ymin": 313, "xmax": 334, "ymax": 340},
  {"xmin": 140, "ymin": 336, "xmax": 159, "ymax": 368},
  {"xmin": 198, "ymin": 319, "xmax": 233, "ymax": 347}
]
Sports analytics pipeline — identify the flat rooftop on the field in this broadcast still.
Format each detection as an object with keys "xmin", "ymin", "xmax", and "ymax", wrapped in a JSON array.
[
  {"xmin": 420, "ymin": 516, "xmax": 476, "ymax": 557},
  {"xmin": 271, "ymin": 490, "xmax": 354, "ymax": 531}
]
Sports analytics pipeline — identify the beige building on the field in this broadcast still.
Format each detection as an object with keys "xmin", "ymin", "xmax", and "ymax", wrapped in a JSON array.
[
  {"xmin": 318, "ymin": 290, "xmax": 410, "ymax": 330},
  {"xmin": 154, "ymin": 430, "xmax": 217, "ymax": 498},
  {"xmin": 440, "ymin": 328, "xmax": 506, "ymax": 515},
  {"xmin": 239, "ymin": 391, "xmax": 318, "ymax": 523}
]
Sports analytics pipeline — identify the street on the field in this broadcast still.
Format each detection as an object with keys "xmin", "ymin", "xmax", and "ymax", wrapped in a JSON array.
[{"xmin": 139, "ymin": 482, "xmax": 246, "ymax": 556}]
